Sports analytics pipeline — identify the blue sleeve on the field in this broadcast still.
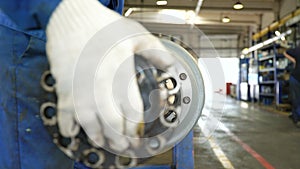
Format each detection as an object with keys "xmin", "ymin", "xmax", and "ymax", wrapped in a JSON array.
[
  {"xmin": 109, "ymin": 0, "xmax": 124, "ymax": 15},
  {"xmin": 0, "ymin": 0, "xmax": 124, "ymax": 31}
]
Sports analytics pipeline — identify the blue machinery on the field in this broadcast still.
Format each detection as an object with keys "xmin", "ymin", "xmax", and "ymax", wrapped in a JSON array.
[{"xmin": 132, "ymin": 132, "xmax": 194, "ymax": 169}]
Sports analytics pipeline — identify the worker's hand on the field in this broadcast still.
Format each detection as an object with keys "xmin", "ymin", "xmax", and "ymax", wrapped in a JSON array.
[{"xmin": 46, "ymin": 0, "xmax": 174, "ymax": 153}]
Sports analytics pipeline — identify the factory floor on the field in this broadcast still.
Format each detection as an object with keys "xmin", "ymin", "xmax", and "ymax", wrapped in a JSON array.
[{"xmin": 194, "ymin": 97, "xmax": 300, "ymax": 169}]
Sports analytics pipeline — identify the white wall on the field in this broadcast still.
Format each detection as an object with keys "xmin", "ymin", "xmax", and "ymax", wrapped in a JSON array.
[
  {"xmin": 199, "ymin": 35, "xmax": 238, "ymax": 58},
  {"xmin": 141, "ymin": 22, "xmax": 203, "ymax": 49},
  {"xmin": 141, "ymin": 22, "xmax": 239, "ymax": 58},
  {"xmin": 219, "ymin": 58, "xmax": 239, "ymax": 84}
]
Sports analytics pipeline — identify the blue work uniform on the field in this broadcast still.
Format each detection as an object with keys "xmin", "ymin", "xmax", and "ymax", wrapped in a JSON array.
[
  {"xmin": 286, "ymin": 46, "xmax": 300, "ymax": 123},
  {"xmin": 0, "ymin": 0, "xmax": 123, "ymax": 169}
]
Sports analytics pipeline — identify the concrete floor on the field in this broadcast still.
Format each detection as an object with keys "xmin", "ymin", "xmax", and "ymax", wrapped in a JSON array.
[{"xmin": 194, "ymin": 97, "xmax": 300, "ymax": 169}]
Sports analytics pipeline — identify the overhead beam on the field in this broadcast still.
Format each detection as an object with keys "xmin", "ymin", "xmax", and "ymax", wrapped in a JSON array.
[
  {"xmin": 124, "ymin": 5, "xmax": 273, "ymax": 13},
  {"xmin": 193, "ymin": 47, "xmax": 242, "ymax": 50},
  {"xmin": 130, "ymin": 14, "xmax": 258, "ymax": 27}
]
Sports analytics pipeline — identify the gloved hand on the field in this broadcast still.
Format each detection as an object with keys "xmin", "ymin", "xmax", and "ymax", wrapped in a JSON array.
[{"xmin": 46, "ymin": 0, "xmax": 174, "ymax": 153}]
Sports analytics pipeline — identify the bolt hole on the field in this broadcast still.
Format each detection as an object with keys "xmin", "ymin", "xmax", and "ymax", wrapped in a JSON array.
[
  {"xmin": 41, "ymin": 71, "xmax": 55, "ymax": 92},
  {"xmin": 164, "ymin": 110, "xmax": 177, "ymax": 123},
  {"xmin": 45, "ymin": 73, "xmax": 55, "ymax": 87},
  {"xmin": 183, "ymin": 96, "xmax": 191, "ymax": 104},
  {"xmin": 179, "ymin": 73, "xmax": 187, "ymax": 80},
  {"xmin": 168, "ymin": 95, "xmax": 176, "ymax": 105},
  {"xmin": 83, "ymin": 149, "xmax": 105, "ymax": 167},
  {"xmin": 118, "ymin": 156, "xmax": 132, "ymax": 166},
  {"xmin": 164, "ymin": 78, "xmax": 177, "ymax": 90},
  {"xmin": 87, "ymin": 152, "xmax": 99, "ymax": 165},
  {"xmin": 44, "ymin": 106, "xmax": 56, "ymax": 119},
  {"xmin": 115, "ymin": 152, "xmax": 137, "ymax": 168},
  {"xmin": 59, "ymin": 136, "xmax": 72, "ymax": 148},
  {"xmin": 149, "ymin": 138, "xmax": 160, "ymax": 150}
]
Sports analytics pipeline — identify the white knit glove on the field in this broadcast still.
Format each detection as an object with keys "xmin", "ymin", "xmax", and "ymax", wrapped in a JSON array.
[{"xmin": 46, "ymin": 0, "xmax": 174, "ymax": 152}]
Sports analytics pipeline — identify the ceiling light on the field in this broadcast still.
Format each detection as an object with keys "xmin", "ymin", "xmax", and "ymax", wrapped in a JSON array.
[
  {"xmin": 156, "ymin": 0, "xmax": 168, "ymax": 6},
  {"xmin": 275, "ymin": 31, "xmax": 281, "ymax": 36},
  {"xmin": 222, "ymin": 16, "xmax": 230, "ymax": 23},
  {"xmin": 275, "ymin": 31, "xmax": 286, "ymax": 41},
  {"xmin": 242, "ymin": 29, "xmax": 292, "ymax": 54},
  {"xmin": 124, "ymin": 8, "xmax": 133, "ymax": 17},
  {"xmin": 233, "ymin": 1, "xmax": 244, "ymax": 10}
]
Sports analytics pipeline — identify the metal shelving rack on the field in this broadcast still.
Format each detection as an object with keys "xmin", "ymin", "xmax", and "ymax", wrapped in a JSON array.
[
  {"xmin": 257, "ymin": 42, "xmax": 290, "ymax": 107},
  {"xmin": 239, "ymin": 58, "xmax": 250, "ymax": 101}
]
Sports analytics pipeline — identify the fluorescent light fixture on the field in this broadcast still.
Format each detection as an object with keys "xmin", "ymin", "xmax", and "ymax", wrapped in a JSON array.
[
  {"xmin": 233, "ymin": 1, "xmax": 244, "ymax": 10},
  {"xmin": 242, "ymin": 48, "xmax": 249, "ymax": 55},
  {"xmin": 275, "ymin": 31, "xmax": 286, "ymax": 41},
  {"xmin": 186, "ymin": 10, "xmax": 196, "ymax": 20},
  {"xmin": 275, "ymin": 31, "xmax": 281, "ymax": 36},
  {"xmin": 156, "ymin": 0, "xmax": 167, "ymax": 5},
  {"xmin": 222, "ymin": 16, "xmax": 230, "ymax": 23},
  {"xmin": 241, "ymin": 29, "xmax": 292, "ymax": 55},
  {"xmin": 264, "ymin": 38, "xmax": 274, "ymax": 46},
  {"xmin": 249, "ymin": 43, "xmax": 263, "ymax": 51},
  {"xmin": 159, "ymin": 9, "xmax": 185, "ymax": 19},
  {"xmin": 124, "ymin": 8, "xmax": 133, "ymax": 17}
]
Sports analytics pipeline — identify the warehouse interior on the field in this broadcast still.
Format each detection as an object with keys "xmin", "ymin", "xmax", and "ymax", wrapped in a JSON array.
[
  {"xmin": 2, "ymin": 0, "xmax": 300, "ymax": 169},
  {"xmin": 123, "ymin": 0, "xmax": 300, "ymax": 169}
]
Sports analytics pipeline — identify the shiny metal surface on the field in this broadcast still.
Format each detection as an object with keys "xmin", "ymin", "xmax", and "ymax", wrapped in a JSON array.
[{"xmin": 40, "ymin": 36, "xmax": 205, "ymax": 168}]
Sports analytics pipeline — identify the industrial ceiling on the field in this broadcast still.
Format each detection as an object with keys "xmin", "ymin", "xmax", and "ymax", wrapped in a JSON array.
[{"xmin": 124, "ymin": 0, "xmax": 283, "ymax": 50}]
